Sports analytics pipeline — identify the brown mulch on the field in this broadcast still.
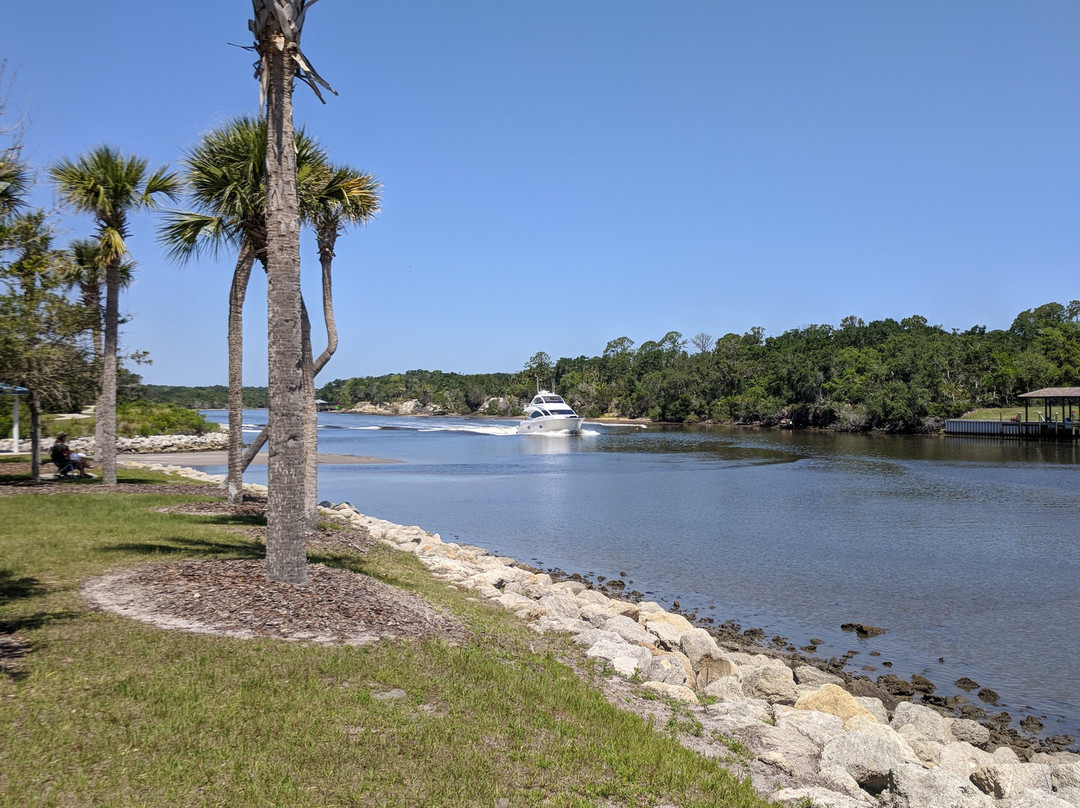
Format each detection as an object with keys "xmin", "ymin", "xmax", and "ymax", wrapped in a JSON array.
[
  {"xmin": 81, "ymin": 558, "xmax": 470, "ymax": 646},
  {"xmin": 3, "ymin": 470, "xmax": 470, "ymax": 647}
]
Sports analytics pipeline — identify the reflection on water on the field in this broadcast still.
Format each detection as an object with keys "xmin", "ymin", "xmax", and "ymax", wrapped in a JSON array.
[{"xmin": 205, "ymin": 410, "xmax": 1080, "ymax": 744}]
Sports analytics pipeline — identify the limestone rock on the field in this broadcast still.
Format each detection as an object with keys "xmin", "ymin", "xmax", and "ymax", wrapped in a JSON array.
[
  {"xmin": 641, "ymin": 681, "xmax": 699, "ymax": 703},
  {"xmin": 585, "ymin": 637, "xmax": 652, "ymax": 677},
  {"xmin": 1054, "ymin": 787, "xmax": 1080, "ymax": 807},
  {"xmin": 855, "ymin": 697, "xmax": 889, "ymax": 724},
  {"xmin": 706, "ymin": 698, "xmax": 773, "ymax": 727},
  {"xmin": 645, "ymin": 650, "xmax": 696, "ymax": 689},
  {"xmin": 950, "ymin": 717, "xmax": 991, "ymax": 747},
  {"xmin": 970, "ymin": 763, "xmax": 1053, "ymax": 800},
  {"xmin": 937, "ymin": 740, "xmax": 998, "ymax": 777},
  {"xmin": 820, "ymin": 764, "xmax": 869, "ymax": 799},
  {"xmin": 550, "ymin": 580, "xmax": 586, "ymax": 596},
  {"xmin": 742, "ymin": 664, "xmax": 799, "ymax": 704},
  {"xmin": 1010, "ymin": 789, "xmax": 1077, "ymax": 808},
  {"xmin": 602, "ymin": 614, "xmax": 657, "ymax": 646},
  {"xmin": 892, "ymin": 700, "xmax": 952, "ymax": 745},
  {"xmin": 642, "ymin": 611, "xmax": 696, "ymax": 649},
  {"xmin": 679, "ymin": 628, "xmax": 721, "ymax": 666},
  {"xmin": 536, "ymin": 594, "xmax": 581, "ymax": 621},
  {"xmin": 575, "ymin": 588, "xmax": 612, "ymax": 607},
  {"xmin": 643, "ymin": 620, "xmax": 684, "ymax": 650},
  {"xmin": 694, "ymin": 653, "xmax": 740, "ymax": 691},
  {"xmin": 773, "ymin": 786, "xmax": 876, "ymax": 808},
  {"xmin": 794, "ymin": 665, "xmax": 845, "ymax": 688},
  {"xmin": 820, "ymin": 730, "xmax": 912, "ymax": 793},
  {"xmin": 534, "ymin": 616, "xmax": 593, "ymax": 635},
  {"xmin": 775, "ymin": 706, "xmax": 846, "ymax": 747},
  {"xmin": 495, "ymin": 592, "xmax": 543, "ymax": 619},
  {"xmin": 1052, "ymin": 761, "xmax": 1080, "ymax": 791},
  {"xmin": 702, "ymin": 676, "xmax": 746, "ymax": 702},
  {"xmin": 795, "ymin": 684, "xmax": 877, "ymax": 722},
  {"xmin": 887, "ymin": 761, "xmax": 996, "ymax": 808}
]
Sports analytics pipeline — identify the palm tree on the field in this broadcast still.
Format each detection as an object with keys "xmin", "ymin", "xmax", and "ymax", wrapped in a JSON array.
[
  {"xmin": 231, "ymin": 164, "xmax": 381, "ymax": 531},
  {"xmin": 301, "ymin": 166, "xmax": 380, "ymax": 524},
  {"xmin": 251, "ymin": 0, "xmax": 334, "ymax": 584},
  {"xmin": 49, "ymin": 146, "xmax": 179, "ymax": 485},
  {"xmin": 309, "ymin": 167, "xmax": 381, "ymax": 376},
  {"xmin": 160, "ymin": 117, "xmax": 328, "ymax": 504},
  {"xmin": 62, "ymin": 238, "xmax": 134, "ymax": 361}
]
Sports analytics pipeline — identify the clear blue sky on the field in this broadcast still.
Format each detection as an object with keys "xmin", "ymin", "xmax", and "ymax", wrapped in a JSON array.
[{"xmin": 4, "ymin": 2, "xmax": 1079, "ymax": 386}]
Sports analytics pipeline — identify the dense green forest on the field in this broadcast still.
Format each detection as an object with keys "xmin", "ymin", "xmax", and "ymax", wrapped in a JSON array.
[
  {"xmin": 314, "ymin": 301, "xmax": 1080, "ymax": 431},
  {"xmin": 140, "ymin": 385, "xmax": 269, "ymax": 410},
  {"xmin": 129, "ymin": 301, "xmax": 1079, "ymax": 432}
]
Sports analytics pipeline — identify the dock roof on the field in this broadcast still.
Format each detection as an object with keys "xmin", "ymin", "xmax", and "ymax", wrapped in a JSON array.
[{"xmin": 1018, "ymin": 387, "xmax": 1080, "ymax": 399}]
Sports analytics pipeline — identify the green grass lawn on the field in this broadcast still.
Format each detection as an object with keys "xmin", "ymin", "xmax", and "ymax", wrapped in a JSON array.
[
  {"xmin": 960, "ymin": 406, "xmax": 1074, "ymax": 421},
  {"xmin": 0, "ymin": 470, "xmax": 770, "ymax": 807}
]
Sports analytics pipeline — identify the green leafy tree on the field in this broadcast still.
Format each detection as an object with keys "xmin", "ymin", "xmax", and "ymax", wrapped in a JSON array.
[{"xmin": 1, "ymin": 211, "xmax": 96, "ymax": 478}]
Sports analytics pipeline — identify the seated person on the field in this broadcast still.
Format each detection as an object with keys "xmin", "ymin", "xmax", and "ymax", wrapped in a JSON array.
[{"xmin": 50, "ymin": 432, "xmax": 90, "ymax": 477}]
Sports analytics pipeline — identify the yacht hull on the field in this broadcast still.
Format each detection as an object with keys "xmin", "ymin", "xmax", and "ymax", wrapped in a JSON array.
[{"xmin": 517, "ymin": 415, "xmax": 585, "ymax": 434}]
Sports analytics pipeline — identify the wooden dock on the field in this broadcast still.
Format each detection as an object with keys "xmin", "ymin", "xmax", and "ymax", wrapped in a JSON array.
[{"xmin": 944, "ymin": 419, "xmax": 1079, "ymax": 440}]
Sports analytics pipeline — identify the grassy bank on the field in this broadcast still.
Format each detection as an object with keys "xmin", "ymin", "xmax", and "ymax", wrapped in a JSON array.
[{"xmin": 0, "ymin": 468, "xmax": 770, "ymax": 807}]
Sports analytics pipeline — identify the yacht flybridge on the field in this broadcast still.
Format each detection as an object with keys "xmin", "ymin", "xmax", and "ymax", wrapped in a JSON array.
[{"xmin": 518, "ymin": 391, "xmax": 585, "ymax": 434}]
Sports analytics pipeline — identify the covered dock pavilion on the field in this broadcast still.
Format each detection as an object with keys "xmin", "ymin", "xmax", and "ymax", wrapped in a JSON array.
[{"xmin": 945, "ymin": 386, "xmax": 1080, "ymax": 439}]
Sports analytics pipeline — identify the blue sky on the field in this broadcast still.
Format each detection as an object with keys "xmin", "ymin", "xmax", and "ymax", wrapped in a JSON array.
[{"xmin": 4, "ymin": 2, "xmax": 1079, "ymax": 386}]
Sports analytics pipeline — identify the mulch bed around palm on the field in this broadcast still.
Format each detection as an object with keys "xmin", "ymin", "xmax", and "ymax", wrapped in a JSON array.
[{"xmin": 3, "ymin": 471, "xmax": 470, "ymax": 646}]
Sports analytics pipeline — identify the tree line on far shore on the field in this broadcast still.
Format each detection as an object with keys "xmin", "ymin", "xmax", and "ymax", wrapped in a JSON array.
[{"xmin": 309, "ymin": 301, "xmax": 1080, "ymax": 431}]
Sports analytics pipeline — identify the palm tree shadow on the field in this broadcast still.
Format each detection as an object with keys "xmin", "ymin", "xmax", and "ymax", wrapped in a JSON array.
[
  {"xmin": 0, "ymin": 610, "xmax": 82, "ymax": 682},
  {"xmin": 186, "ymin": 513, "xmax": 267, "ymax": 528},
  {"xmin": 0, "ymin": 569, "xmax": 45, "ymax": 604},
  {"xmin": 100, "ymin": 535, "xmax": 265, "ymax": 560}
]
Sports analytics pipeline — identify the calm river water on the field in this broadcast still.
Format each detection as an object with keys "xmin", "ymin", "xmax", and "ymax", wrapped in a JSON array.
[{"xmin": 201, "ymin": 410, "xmax": 1080, "ymax": 744}]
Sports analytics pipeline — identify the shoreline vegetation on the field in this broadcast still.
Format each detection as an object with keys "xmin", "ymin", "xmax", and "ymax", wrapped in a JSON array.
[
  {"xmin": 3, "ymin": 449, "xmax": 1078, "ymax": 807},
  {"xmin": 128, "ymin": 299, "xmax": 1080, "ymax": 434}
]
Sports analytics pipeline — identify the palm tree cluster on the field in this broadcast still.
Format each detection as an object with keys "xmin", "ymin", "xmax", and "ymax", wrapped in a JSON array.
[
  {"xmin": 159, "ymin": 117, "xmax": 380, "ymax": 511},
  {"xmin": 6, "ymin": 8, "xmax": 377, "ymax": 584}
]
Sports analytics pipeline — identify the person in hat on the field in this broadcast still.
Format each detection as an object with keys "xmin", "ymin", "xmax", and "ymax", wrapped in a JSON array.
[{"xmin": 50, "ymin": 432, "xmax": 91, "ymax": 477}]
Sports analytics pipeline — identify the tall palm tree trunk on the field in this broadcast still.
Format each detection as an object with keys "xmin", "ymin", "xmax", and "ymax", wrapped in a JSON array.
[
  {"xmin": 227, "ymin": 241, "xmax": 257, "ymax": 504},
  {"xmin": 259, "ymin": 7, "xmax": 308, "ymax": 585},
  {"xmin": 98, "ymin": 262, "xmax": 120, "ymax": 485},
  {"xmin": 239, "ymin": 251, "xmax": 338, "ymax": 477},
  {"xmin": 28, "ymin": 389, "xmax": 42, "ymax": 481},
  {"xmin": 301, "ymin": 298, "xmax": 318, "ymax": 530},
  {"xmin": 314, "ymin": 230, "xmax": 339, "ymax": 372}
]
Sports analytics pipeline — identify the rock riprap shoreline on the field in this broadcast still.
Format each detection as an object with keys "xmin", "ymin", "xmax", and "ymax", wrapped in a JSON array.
[
  {"xmin": 115, "ymin": 457, "xmax": 1080, "ymax": 808},
  {"xmin": 0, "ymin": 429, "xmax": 228, "ymax": 455}
]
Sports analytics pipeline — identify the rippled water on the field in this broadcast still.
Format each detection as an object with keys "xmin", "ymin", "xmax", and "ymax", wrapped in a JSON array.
[{"xmin": 201, "ymin": 410, "xmax": 1080, "ymax": 743}]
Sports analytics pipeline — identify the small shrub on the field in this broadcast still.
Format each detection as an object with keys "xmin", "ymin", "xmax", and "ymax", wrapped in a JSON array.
[{"xmin": 114, "ymin": 401, "xmax": 217, "ymax": 437}]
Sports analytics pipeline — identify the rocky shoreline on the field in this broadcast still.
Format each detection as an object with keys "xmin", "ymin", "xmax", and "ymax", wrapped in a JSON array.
[
  {"xmin": 0, "ymin": 429, "xmax": 229, "ymax": 455},
  {"xmin": 108, "ymin": 455, "xmax": 1080, "ymax": 808}
]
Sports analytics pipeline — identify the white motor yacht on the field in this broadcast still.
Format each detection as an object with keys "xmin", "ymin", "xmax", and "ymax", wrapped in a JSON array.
[{"xmin": 518, "ymin": 391, "xmax": 585, "ymax": 434}]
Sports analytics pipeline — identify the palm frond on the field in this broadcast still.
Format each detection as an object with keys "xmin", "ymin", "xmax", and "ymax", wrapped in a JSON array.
[{"xmin": 158, "ymin": 210, "xmax": 240, "ymax": 263}]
